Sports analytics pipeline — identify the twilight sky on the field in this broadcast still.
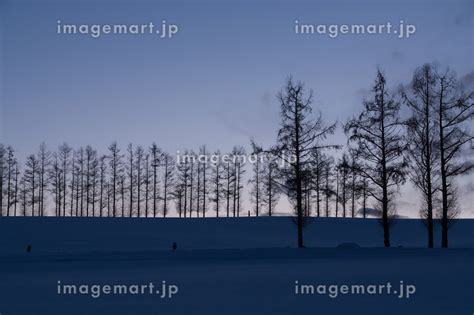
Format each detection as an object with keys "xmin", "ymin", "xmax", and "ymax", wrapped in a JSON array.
[{"xmin": 1, "ymin": 0, "xmax": 473, "ymax": 217}]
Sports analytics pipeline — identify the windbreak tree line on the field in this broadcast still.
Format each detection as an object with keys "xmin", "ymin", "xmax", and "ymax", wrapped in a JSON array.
[{"xmin": 0, "ymin": 62, "xmax": 472, "ymax": 248}]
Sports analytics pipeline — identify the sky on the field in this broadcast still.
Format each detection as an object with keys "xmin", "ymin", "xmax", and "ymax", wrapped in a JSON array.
[{"xmin": 0, "ymin": 0, "xmax": 473, "ymax": 217}]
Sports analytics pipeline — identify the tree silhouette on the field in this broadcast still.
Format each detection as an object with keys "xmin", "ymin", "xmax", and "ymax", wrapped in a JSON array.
[
  {"xmin": 345, "ymin": 70, "xmax": 408, "ymax": 247},
  {"xmin": 37, "ymin": 143, "xmax": 50, "ymax": 216},
  {"xmin": 5, "ymin": 146, "xmax": 18, "ymax": 216},
  {"xmin": 402, "ymin": 63, "xmax": 439, "ymax": 248},
  {"xmin": 272, "ymin": 77, "xmax": 337, "ymax": 248},
  {"xmin": 210, "ymin": 150, "xmax": 223, "ymax": 217},
  {"xmin": 108, "ymin": 142, "xmax": 122, "ymax": 217},
  {"xmin": 249, "ymin": 143, "xmax": 264, "ymax": 216},
  {"xmin": 433, "ymin": 68, "xmax": 473, "ymax": 248},
  {"xmin": 58, "ymin": 143, "xmax": 72, "ymax": 216},
  {"xmin": 261, "ymin": 152, "xmax": 280, "ymax": 216},
  {"xmin": 161, "ymin": 152, "xmax": 175, "ymax": 218},
  {"xmin": 24, "ymin": 154, "xmax": 40, "ymax": 216},
  {"xmin": 336, "ymin": 154, "xmax": 350, "ymax": 218},
  {"xmin": 231, "ymin": 146, "xmax": 245, "ymax": 217},
  {"xmin": 0, "ymin": 144, "xmax": 5, "ymax": 216}
]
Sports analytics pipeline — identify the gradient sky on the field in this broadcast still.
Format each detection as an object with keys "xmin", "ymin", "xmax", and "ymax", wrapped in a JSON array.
[{"xmin": 1, "ymin": 0, "xmax": 473, "ymax": 217}]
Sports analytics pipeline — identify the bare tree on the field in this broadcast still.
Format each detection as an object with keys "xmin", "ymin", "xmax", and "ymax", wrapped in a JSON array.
[
  {"xmin": 25, "ymin": 154, "xmax": 40, "ymax": 216},
  {"xmin": 144, "ymin": 153, "xmax": 151, "ymax": 217},
  {"xmin": 127, "ymin": 144, "xmax": 134, "ymax": 217},
  {"xmin": 36, "ymin": 143, "xmax": 50, "ymax": 216},
  {"xmin": 89, "ymin": 152, "xmax": 99, "ymax": 216},
  {"xmin": 322, "ymin": 156, "xmax": 335, "ymax": 217},
  {"xmin": 150, "ymin": 143, "xmax": 161, "ymax": 217},
  {"xmin": 334, "ymin": 163, "xmax": 339, "ymax": 217},
  {"xmin": 84, "ymin": 146, "xmax": 98, "ymax": 217},
  {"xmin": 13, "ymin": 161, "xmax": 19, "ymax": 216},
  {"xmin": 198, "ymin": 145, "xmax": 209, "ymax": 217},
  {"xmin": 402, "ymin": 63, "xmax": 439, "ymax": 248},
  {"xmin": 5, "ymin": 146, "xmax": 18, "ymax": 216},
  {"xmin": 348, "ymin": 150, "xmax": 362, "ymax": 218},
  {"xmin": 161, "ymin": 152, "xmax": 174, "ymax": 218},
  {"xmin": 119, "ymin": 173, "xmax": 126, "ymax": 217},
  {"xmin": 433, "ymin": 68, "xmax": 474, "ymax": 247},
  {"xmin": 210, "ymin": 150, "xmax": 223, "ymax": 217},
  {"xmin": 184, "ymin": 152, "xmax": 193, "ymax": 217},
  {"xmin": 261, "ymin": 152, "xmax": 280, "ymax": 216},
  {"xmin": 345, "ymin": 70, "xmax": 408, "ymax": 247},
  {"xmin": 249, "ymin": 143, "xmax": 264, "ymax": 216},
  {"xmin": 173, "ymin": 181, "xmax": 185, "ymax": 218},
  {"xmin": 272, "ymin": 77, "xmax": 337, "ymax": 247},
  {"xmin": 70, "ymin": 152, "xmax": 77, "ymax": 216},
  {"xmin": 77, "ymin": 147, "xmax": 86, "ymax": 217},
  {"xmin": 49, "ymin": 154, "xmax": 63, "ymax": 216},
  {"xmin": 135, "ymin": 146, "xmax": 145, "ymax": 217},
  {"xmin": 336, "ymin": 154, "xmax": 350, "ymax": 218},
  {"xmin": 310, "ymin": 148, "xmax": 331, "ymax": 217},
  {"xmin": 231, "ymin": 146, "xmax": 245, "ymax": 217},
  {"xmin": 0, "ymin": 144, "xmax": 5, "ymax": 216},
  {"xmin": 176, "ymin": 151, "xmax": 191, "ymax": 218},
  {"xmin": 58, "ymin": 143, "xmax": 72, "ymax": 216},
  {"xmin": 223, "ymin": 154, "xmax": 235, "ymax": 218},
  {"xmin": 358, "ymin": 176, "xmax": 371, "ymax": 218},
  {"xmin": 108, "ymin": 142, "xmax": 122, "ymax": 217},
  {"xmin": 20, "ymin": 176, "xmax": 27, "ymax": 216},
  {"xmin": 99, "ymin": 155, "xmax": 107, "ymax": 217}
]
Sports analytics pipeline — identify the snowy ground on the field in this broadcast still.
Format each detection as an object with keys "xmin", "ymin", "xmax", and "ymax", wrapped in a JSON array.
[{"xmin": 0, "ymin": 217, "xmax": 473, "ymax": 315}]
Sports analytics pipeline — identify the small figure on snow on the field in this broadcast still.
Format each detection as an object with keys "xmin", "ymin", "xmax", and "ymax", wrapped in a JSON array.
[
  {"xmin": 26, "ymin": 245, "xmax": 32, "ymax": 253},
  {"xmin": 172, "ymin": 242, "xmax": 177, "ymax": 251}
]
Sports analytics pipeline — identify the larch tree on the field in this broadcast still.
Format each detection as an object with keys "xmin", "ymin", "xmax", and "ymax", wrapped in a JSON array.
[
  {"xmin": 13, "ymin": 160, "xmax": 19, "ymax": 216},
  {"xmin": 161, "ymin": 152, "xmax": 175, "ymax": 218},
  {"xmin": 176, "ymin": 150, "xmax": 191, "ymax": 218},
  {"xmin": 70, "ymin": 152, "xmax": 76, "ymax": 216},
  {"xmin": 345, "ymin": 70, "xmax": 408, "ymax": 247},
  {"xmin": 89, "ymin": 151, "xmax": 99, "ymax": 217},
  {"xmin": 223, "ymin": 153, "xmax": 235, "ymax": 218},
  {"xmin": 135, "ymin": 146, "xmax": 145, "ymax": 217},
  {"xmin": 150, "ymin": 143, "xmax": 162, "ymax": 217},
  {"xmin": 0, "ymin": 144, "xmax": 5, "ymax": 216},
  {"xmin": 85, "ymin": 146, "xmax": 98, "ymax": 217},
  {"xmin": 36, "ymin": 143, "xmax": 50, "ymax": 216},
  {"xmin": 127, "ymin": 144, "xmax": 134, "ymax": 217},
  {"xmin": 249, "ymin": 143, "xmax": 264, "ymax": 216},
  {"xmin": 144, "ymin": 153, "xmax": 151, "ymax": 217},
  {"xmin": 210, "ymin": 150, "xmax": 223, "ymax": 217},
  {"xmin": 261, "ymin": 152, "xmax": 280, "ymax": 216},
  {"xmin": 272, "ymin": 77, "xmax": 337, "ymax": 248},
  {"xmin": 99, "ymin": 155, "xmax": 107, "ymax": 217},
  {"xmin": 188, "ymin": 151, "xmax": 196, "ymax": 217},
  {"xmin": 5, "ymin": 146, "xmax": 18, "ymax": 216},
  {"xmin": 322, "ymin": 156, "xmax": 335, "ymax": 217},
  {"xmin": 402, "ymin": 63, "xmax": 439, "ymax": 248},
  {"xmin": 58, "ymin": 143, "xmax": 72, "ymax": 217},
  {"xmin": 433, "ymin": 68, "xmax": 473, "ymax": 248},
  {"xmin": 336, "ymin": 154, "xmax": 350, "ymax": 218},
  {"xmin": 348, "ymin": 150, "xmax": 362, "ymax": 218},
  {"xmin": 24, "ymin": 154, "xmax": 40, "ymax": 216},
  {"xmin": 231, "ymin": 146, "xmax": 246, "ymax": 217},
  {"xmin": 310, "ymin": 148, "xmax": 331, "ymax": 217},
  {"xmin": 198, "ymin": 145, "xmax": 209, "ymax": 217},
  {"xmin": 108, "ymin": 142, "xmax": 122, "ymax": 217},
  {"xmin": 49, "ymin": 154, "xmax": 63, "ymax": 216}
]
